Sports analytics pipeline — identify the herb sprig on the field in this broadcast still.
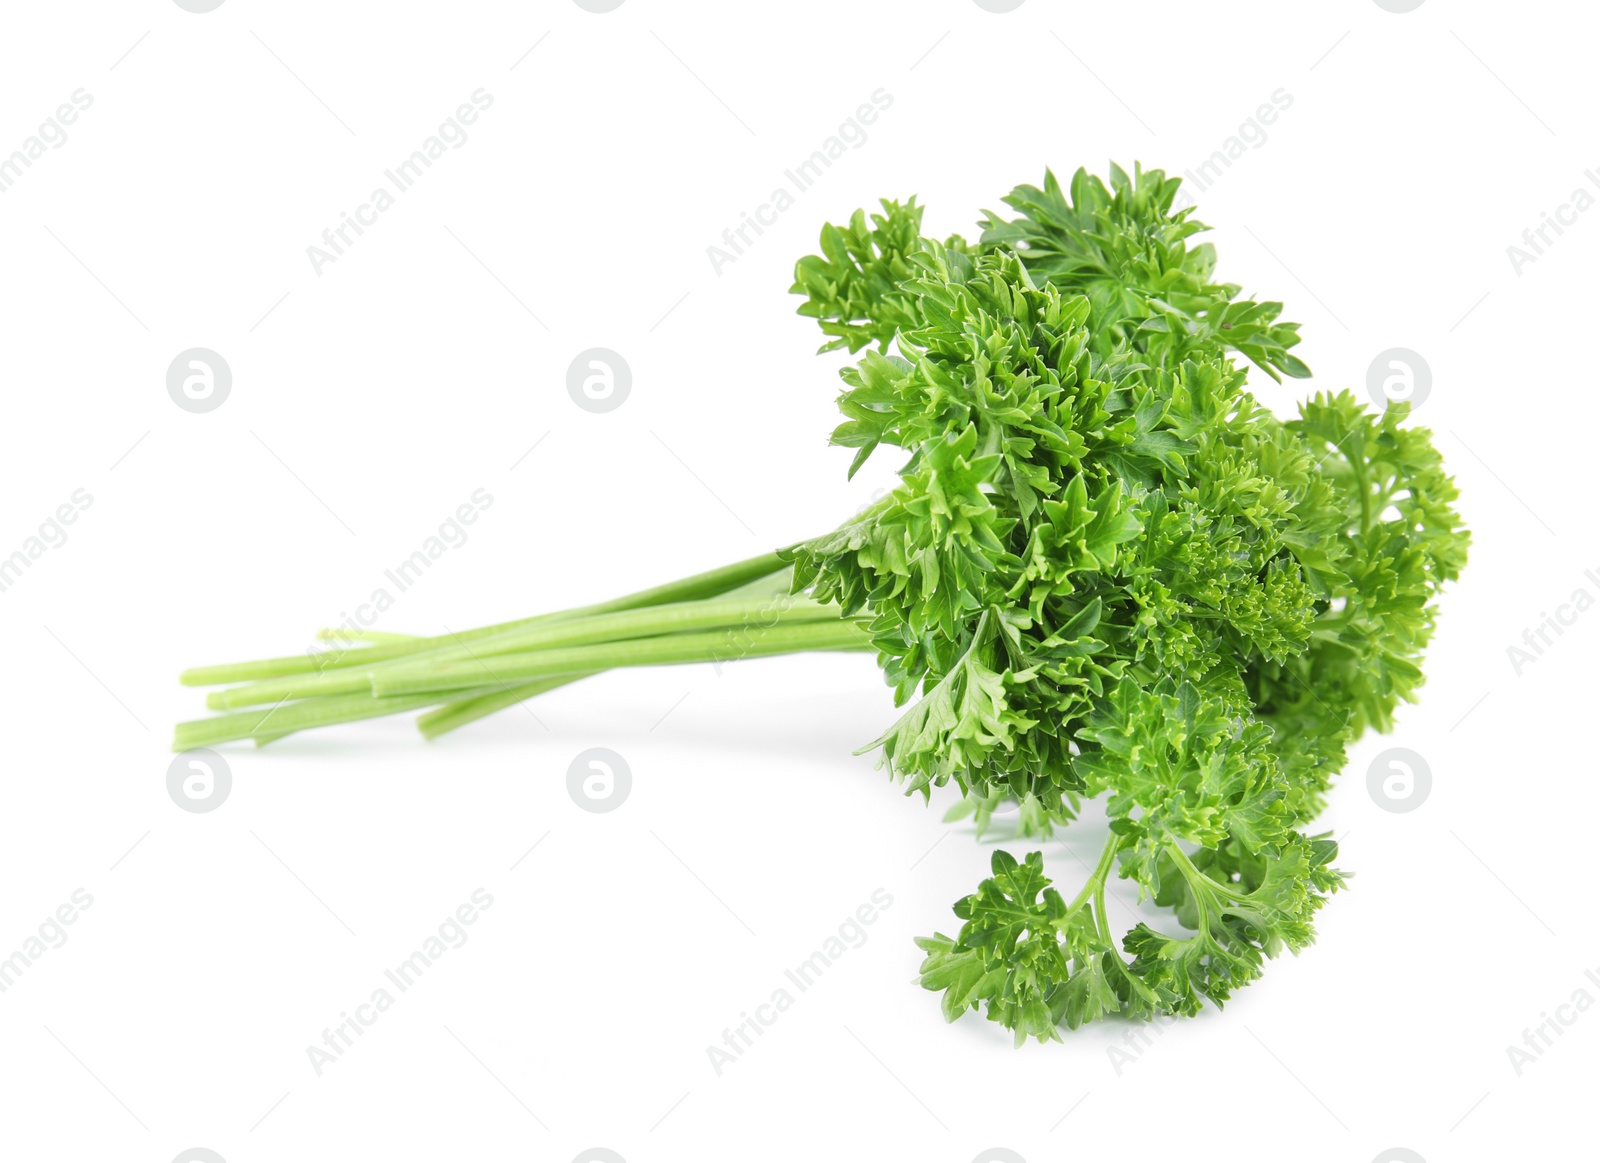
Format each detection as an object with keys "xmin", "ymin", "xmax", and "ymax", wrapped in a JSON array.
[{"xmin": 176, "ymin": 164, "xmax": 1468, "ymax": 1041}]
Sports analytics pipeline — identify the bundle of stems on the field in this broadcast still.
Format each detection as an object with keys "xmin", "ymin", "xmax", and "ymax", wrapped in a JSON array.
[{"xmin": 172, "ymin": 552, "xmax": 872, "ymax": 751}]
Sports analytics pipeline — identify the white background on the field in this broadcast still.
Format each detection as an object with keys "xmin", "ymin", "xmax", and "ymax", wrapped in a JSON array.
[{"xmin": 0, "ymin": 2, "xmax": 1594, "ymax": 1161}]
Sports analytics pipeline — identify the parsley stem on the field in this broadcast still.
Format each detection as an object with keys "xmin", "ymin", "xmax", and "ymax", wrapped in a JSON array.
[
  {"xmin": 172, "ymin": 688, "xmax": 502, "ymax": 750},
  {"xmin": 171, "ymin": 609, "xmax": 871, "ymax": 749},
  {"xmin": 1067, "ymin": 831, "xmax": 1121, "ymax": 915},
  {"xmin": 206, "ymin": 594, "xmax": 842, "ymax": 709},
  {"xmin": 370, "ymin": 619, "xmax": 873, "ymax": 697},
  {"xmin": 179, "ymin": 550, "xmax": 789, "ymax": 687},
  {"xmin": 315, "ymin": 629, "xmax": 420, "ymax": 644},
  {"xmin": 1167, "ymin": 841, "xmax": 1247, "ymax": 903},
  {"xmin": 414, "ymin": 674, "xmax": 597, "ymax": 739}
]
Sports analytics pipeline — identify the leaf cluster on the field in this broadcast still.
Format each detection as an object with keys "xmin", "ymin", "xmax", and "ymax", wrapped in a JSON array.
[{"xmin": 786, "ymin": 163, "xmax": 1468, "ymax": 1035}]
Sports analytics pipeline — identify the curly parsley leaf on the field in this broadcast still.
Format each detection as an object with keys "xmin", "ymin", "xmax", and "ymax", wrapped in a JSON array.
[{"xmin": 792, "ymin": 163, "xmax": 1466, "ymax": 1037}]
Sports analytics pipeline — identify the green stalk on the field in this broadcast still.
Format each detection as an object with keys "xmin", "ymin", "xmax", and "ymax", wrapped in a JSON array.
[
  {"xmin": 1168, "ymin": 841, "xmax": 1251, "ymax": 904},
  {"xmin": 409, "ymin": 566, "xmax": 847, "ymax": 741},
  {"xmin": 371, "ymin": 620, "xmax": 874, "ymax": 697},
  {"xmin": 173, "ymin": 687, "xmax": 501, "ymax": 750},
  {"xmin": 1066, "ymin": 832, "xmax": 1121, "ymax": 915},
  {"xmin": 179, "ymin": 550, "xmax": 789, "ymax": 686},
  {"xmin": 315, "ymin": 628, "xmax": 419, "ymax": 644},
  {"xmin": 415, "ymin": 674, "xmax": 595, "ymax": 739},
  {"xmin": 250, "ymin": 675, "xmax": 592, "ymax": 749},
  {"xmin": 172, "ymin": 619, "xmax": 869, "ymax": 751},
  {"xmin": 206, "ymin": 593, "xmax": 838, "ymax": 710}
]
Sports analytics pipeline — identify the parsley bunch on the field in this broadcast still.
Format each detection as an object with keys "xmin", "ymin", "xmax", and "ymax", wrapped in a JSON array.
[
  {"xmin": 790, "ymin": 164, "xmax": 1467, "ymax": 1038},
  {"xmin": 176, "ymin": 163, "xmax": 1467, "ymax": 1042}
]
